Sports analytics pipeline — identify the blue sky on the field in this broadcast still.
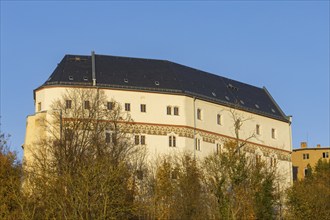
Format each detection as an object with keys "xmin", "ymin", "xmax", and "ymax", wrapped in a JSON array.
[{"xmin": 1, "ymin": 1, "xmax": 329, "ymax": 159}]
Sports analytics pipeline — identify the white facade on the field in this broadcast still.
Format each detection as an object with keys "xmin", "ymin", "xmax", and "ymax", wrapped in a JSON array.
[{"xmin": 27, "ymin": 85, "xmax": 292, "ymax": 187}]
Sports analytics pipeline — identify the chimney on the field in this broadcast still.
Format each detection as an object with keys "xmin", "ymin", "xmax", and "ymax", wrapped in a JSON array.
[
  {"xmin": 316, "ymin": 144, "xmax": 321, "ymax": 148},
  {"xmin": 301, "ymin": 142, "xmax": 307, "ymax": 148},
  {"xmin": 91, "ymin": 51, "xmax": 96, "ymax": 86}
]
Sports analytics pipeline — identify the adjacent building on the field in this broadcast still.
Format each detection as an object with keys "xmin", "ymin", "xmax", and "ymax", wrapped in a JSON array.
[
  {"xmin": 23, "ymin": 52, "xmax": 293, "ymax": 187},
  {"xmin": 292, "ymin": 142, "xmax": 330, "ymax": 181}
]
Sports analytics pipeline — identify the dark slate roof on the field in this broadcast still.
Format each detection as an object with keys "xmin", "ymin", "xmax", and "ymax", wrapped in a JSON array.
[{"xmin": 39, "ymin": 54, "xmax": 289, "ymax": 122}]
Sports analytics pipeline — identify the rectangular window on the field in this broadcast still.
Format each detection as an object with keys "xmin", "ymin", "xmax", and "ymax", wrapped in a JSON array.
[
  {"xmin": 169, "ymin": 136, "xmax": 176, "ymax": 147},
  {"xmin": 84, "ymin": 101, "xmax": 90, "ymax": 109},
  {"xmin": 141, "ymin": 135, "xmax": 146, "ymax": 145},
  {"xmin": 174, "ymin": 107, "xmax": 179, "ymax": 116},
  {"xmin": 195, "ymin": 138, "xmax": 201, "ymax": 151},
  {"xmin": 256, "ymin": 155, "xmax": 261, "ymax": 164},
  {"xmin": 256, "ymin": 124, "xmax": 260, "ymax": 135},
  {"xmin": 197, "ymin": 108, "xmax": 202, "ymax": 120},
  {"xmin": 217, "ymin": 114, "xmax": 222, "ymax": 125},
  {"xmin": 105, "ymin": 132, "xmax": 111, "ymax": 143},
  {"xmin": 216, "ymin": 143, "xmax": 221, "ymax": 154},
  {"xmin": 66, "ymin": 100, "xmax": 72, "ymax": 109},
  {"xmin": 271, "ymin": 128, "xmax": 276, "ymax": 139},
  {"xmin": 167, "ymin": 106, "xmax": 172, "ymax": 115},
  {"xmin": 107, "ymin": 102, "xmax": 113, "ymax": 110},
  {"xmin": 303, "ymin": 153, "xmax": 309, "ymax": 160},
  {"xmin": 140, "ymin": 104, "xmax": 146, "ymax": 113},
  {"xmin": 323, "ymin": 152, "xmax": 329, "ymax": 158},
  {"xmin": 125, "ymin": 103, "xmax": 131, "ymax": 111},
  {"xmin": 270, "ymin": 157, "xmax": 276, "ymax": 167},
  {"xmin": 135, "ymin": 135, "xmax": 140, "ymax": 145},
  {"xmin": 37, "ymin": 102, "xmax": 41, "ymax": 111}
]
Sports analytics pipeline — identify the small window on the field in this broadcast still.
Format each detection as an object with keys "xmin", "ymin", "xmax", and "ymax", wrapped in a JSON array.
[
  {"xmin": 135, "ymin": 135, "xmax": 140, "ymax": 145},
  {"xmin": 256, "ymin": 155, "xmax": 262, "ymax": 164},
  {"xmin": 174, "ymin": 107, "xmax": 179, "ymax": 116},
  {"xmin": 197, "ymin": 108, "xmax": 202, "ymax": 120},
  {"xmin": 270, "ymin": 157, "xmax": 276, "ymax": 167},
  {"xmin": 105, "ymin": 132, "xmax": 111, "ymax": 143},
  {"xmin": 135, "ymin": 135, "xmax": 145, "ymax": 145},
  {"xmin": 216, "ymin": 143, "xmax": 221, "ymax": 154},
  {"xmin": 84, "ymin": 101, "xmax": 90, "ymax": 109},
  {"xmin": 125, "ymin": 103, "xmax": 131, "ymax": 111},
  {"xmin": 37, "ymin": 102, "xmax": 41, "ymax": 111},
  {"xmin": 107, "ymin": 102, "xmax": 114, "ymax": 110},
  {"xmin": 271, "ymin": 128, "xmax": 276, "ymax": 139},
  {"xmin": 169, "ymin": 135, "xmax": 176, "ymax": 147},
  {"xmin": 256, "ymin": 124, "xmax": 261, "ymax": 135},
  {"xmin": 303, "ymin": 153, "xmax": 310, "ymax": 160},
  {"xmin": 323, "ymin": 152, "xmax": 329, "ymax": 158},
  {"xmin": 64, "ymin": 128, "xmax": 73, "ymax": 141},
  {"xmin": 141, "ymin": 104, "xmax": 146, "ymax": 113},
  {"xmin": 217, "ymin": 114, "xmax": 222, "ymax": 125},
  {"xmin": 141, "ymin": 135, "xmax": 146, "ymax": 145},
  {"xmin": 66, "ymin": 100, "xmax": 72, "ymax": 109},
  {"xmin": 195, "ymin": 138, "xmax": 201, "ymax": 151},
  {"xmin": 167, "ymin": 106, "xmax": 172, "ymax": 115}
]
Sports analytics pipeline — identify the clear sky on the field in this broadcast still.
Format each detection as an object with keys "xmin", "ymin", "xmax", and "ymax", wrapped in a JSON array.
[{"xmin": 1, "ymin": 1, "xmax": 329, "ymax": 159}]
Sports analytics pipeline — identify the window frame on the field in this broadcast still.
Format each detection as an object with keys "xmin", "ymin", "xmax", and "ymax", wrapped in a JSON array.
[
  {"xmin": 66, "ymin": 100, "xmax": 72, "ymax": 109},
  {"xmin": 125, "ymin": 103, "xmax": 131, "ymax": 112},
  {"xmin": 197, "ymin": 108, "xmax": 202, "ymax": 120},
  {"xmin": 167, "ymin": 106, "xmax": 172, "ymax": 115},
  {"xmin": 84, "ymin": 100, "xmax": 90, "ymax": 110},
  {"xmin": 217, "ymin": 114, "xmax": 222, "ymax": 125},
  {"xmin": 140, "ymin": 104, "xmax": 146, "ymax": 113},
  {"xmin": 174, "ymin": 107, "xmax": 179, "ymax": 116}
]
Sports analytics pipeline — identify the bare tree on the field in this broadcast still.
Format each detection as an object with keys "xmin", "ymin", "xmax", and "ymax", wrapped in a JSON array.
[{"xmin": 24, "ymin": 88, "xmax": 146, "ymax": 219}]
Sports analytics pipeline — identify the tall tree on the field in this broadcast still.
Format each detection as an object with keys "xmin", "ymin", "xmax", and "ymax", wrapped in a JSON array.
[{"xmin": 0, "ymin": 133, "xmax": 22, "ymax": 219}]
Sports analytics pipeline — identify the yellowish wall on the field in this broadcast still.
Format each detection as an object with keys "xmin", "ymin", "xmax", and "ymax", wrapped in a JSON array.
[{"xmin": 292, "ymin": 147, "xmax": 330, "ymax": 180}]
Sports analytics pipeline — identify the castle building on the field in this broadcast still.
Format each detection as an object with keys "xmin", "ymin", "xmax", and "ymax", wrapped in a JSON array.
[
  {"xmin": 292, "ymin": 142, "xmax": 330, "ymax": 181},
  {"xmin": 23, "ymin": 52, "xmax": 293, "ymax": 186}
]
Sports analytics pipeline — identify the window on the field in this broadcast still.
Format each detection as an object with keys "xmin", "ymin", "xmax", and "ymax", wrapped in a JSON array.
[
  {"xmin": 37, "ymin": 102, "xmax": 41, "ymax": 111},
  {"xmin": 216, "ymin": 143, "xmax": 221, "ymax": 154},
  {"xmin": 135, "ymin": 135, "xmax": 140, "ymax": 145},
  {"xmin": 66, "ymin": 100, "xmax": 72, "ymax": 109},
  {"xmin": 84, "ymin": 101, "xmax": 90, "ymax": 109},
  {"xmin": 64, "ymin": 128, "xmax": 73, "ymax": 141},
  {"xmin": 140, "ymin": 104, "xmax": 146, "ymax": 113},
  {"xmin": 195, "ymin": 138, "xmax": 201, "ymax": 151},
  {"xmin": 256, "ymin": 124, "xmax": 260, "ymax": 135},
  {"xmin": 141, "ymin": 135, "xmax": 146, "ymax": 145},
  {"xmin": 197, "ymin": 108, "xmax": 202, "ymax": 120},
  {"xmin": 256, "ymin": 154, "xmax": 262, "ymax": 164},
  {"xmin": 169, "ymin": 135, "xmax": 176, "ymax": 147},
  {"xmin": 271, "ymin": 128, "xmax": 276, "ymax": 139},
  {"xmin": 174, "ymin": 107, "xmax": 179, "ymax": 116},
  {"xmin": 105, "ymin": 132, "xmax": 111, "ymax": 143},
  {"xmin": 323, "ymin": 152, "xmax": 329, "ymax": 158},
  {"xmin": 167, "ymin": 106, "xmax": 172, "ymax": 115},
  {"xmin": 303, "ymin": 153, "xmax": 309, "ymax": 160},
  {"xmin": 217, "ymin": 114, "xmax": 222, "ymax": 125},
  {"xmin": 107, "ymin": 102, "xmax": 114, "ymax": 110},
  {"xmin": 270, "ymin": 157, "xmax": 277, "ymax": 167},
  {"xmin": 125, "ymin": 103, "xmax": 131, "ymax": 111},
  {"xmin": 135, "ymin": 135, "xmax": 145, "ymax": 145}
]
